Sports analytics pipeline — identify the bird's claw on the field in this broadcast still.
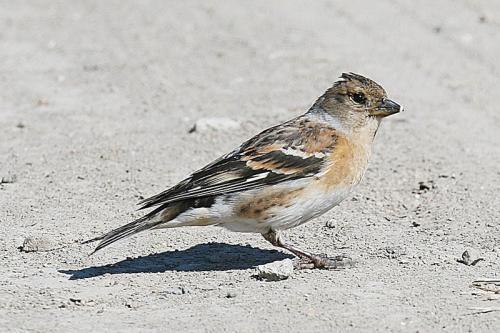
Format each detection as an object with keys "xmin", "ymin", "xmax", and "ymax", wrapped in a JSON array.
[{"xmin": 293, "ymin": 254, "xmax": 354, "ymax": 270}]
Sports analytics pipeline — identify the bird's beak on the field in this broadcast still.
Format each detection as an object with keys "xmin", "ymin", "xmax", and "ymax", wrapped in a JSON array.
[{"xmin": 370, "ymin": 98, "xmax": 402, "ymax": 117}]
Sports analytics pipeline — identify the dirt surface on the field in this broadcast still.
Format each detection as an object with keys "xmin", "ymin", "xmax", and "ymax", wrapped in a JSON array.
[{"xmin": 1, "ymin": 1, "xmax": 499, "ymax": 332}]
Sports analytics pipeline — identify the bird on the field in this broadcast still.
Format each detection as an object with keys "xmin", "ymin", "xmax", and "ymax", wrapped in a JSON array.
[{"xmin": 86, "ymin": 72, "xmax": 402, "ymax": 269}]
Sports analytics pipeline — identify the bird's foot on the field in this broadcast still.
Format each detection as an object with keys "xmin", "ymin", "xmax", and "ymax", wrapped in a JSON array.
[{"xmin": 293, "ymin": 254, "xmax": 354, "ymax": 270}]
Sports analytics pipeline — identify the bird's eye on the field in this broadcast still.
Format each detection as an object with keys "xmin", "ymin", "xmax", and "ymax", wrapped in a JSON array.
[{"xmin": 351, "ymin": 92, "xmax": 366, "ymax": 104}]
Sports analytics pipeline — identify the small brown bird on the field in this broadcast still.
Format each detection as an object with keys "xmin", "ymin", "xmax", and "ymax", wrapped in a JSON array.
[{"xmin": 87, "ymin": 73, "xmax": 401, "ymax": 269}]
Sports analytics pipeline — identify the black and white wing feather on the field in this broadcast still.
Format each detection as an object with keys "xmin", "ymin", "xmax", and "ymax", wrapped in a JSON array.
[{"xmin": 139, "ymin": 117, "xmax": 337, "ymax": 210}]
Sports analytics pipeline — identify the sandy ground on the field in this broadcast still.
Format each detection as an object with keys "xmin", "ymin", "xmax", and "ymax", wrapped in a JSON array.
[{"xmin": 1, "ymin": 1, "xmax": 500, "ymax": 332}]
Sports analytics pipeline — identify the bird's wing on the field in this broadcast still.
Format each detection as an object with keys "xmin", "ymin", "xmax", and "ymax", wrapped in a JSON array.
[{"xmin": 139, "ymin": 116, "xmax": 338, "ymax": 209}]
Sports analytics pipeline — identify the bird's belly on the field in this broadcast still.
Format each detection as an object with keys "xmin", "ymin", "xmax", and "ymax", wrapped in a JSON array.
[
  {"xmin": 265, "ymin": 185, "xmax": 353, "ymax": 231},
  {"xmin": 220, "ymin": 181, "xmax": 354, "ymax": 233}
]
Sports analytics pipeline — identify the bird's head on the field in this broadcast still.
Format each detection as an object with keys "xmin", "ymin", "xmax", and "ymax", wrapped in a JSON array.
[{"xmin": 311, "ymin": 73, "xmax": 401, "ymax": 132}]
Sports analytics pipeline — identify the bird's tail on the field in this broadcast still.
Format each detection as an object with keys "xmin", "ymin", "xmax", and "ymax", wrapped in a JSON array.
[{"xmin": 83, "ymin": 205, "xmax": 179, "ymax": 254}]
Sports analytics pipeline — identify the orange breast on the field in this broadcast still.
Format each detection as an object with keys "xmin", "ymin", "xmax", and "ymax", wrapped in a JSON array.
[{"xmin": 319, "ymin": 134, "xmax": 372, "ymax": 189}]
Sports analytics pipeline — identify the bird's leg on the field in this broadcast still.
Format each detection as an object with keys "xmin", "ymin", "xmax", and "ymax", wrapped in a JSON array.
[{"xmin": 262, "ymin": 230, "xmax": 353, "ymax": 270}]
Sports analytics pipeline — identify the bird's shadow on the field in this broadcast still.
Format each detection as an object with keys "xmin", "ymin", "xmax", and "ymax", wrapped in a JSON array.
[{"xmin": 59, "ymin": 242, "xmax": 292, "ymax": 280}]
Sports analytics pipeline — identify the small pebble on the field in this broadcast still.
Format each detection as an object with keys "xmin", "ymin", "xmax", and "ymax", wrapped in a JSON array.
[
  {"xmin": 161, "ymin": 287, "xmax": 190, "ymax": 296},
  {"xmin": 19, "ymin": 236, "xmax": 55, "ymax": 252},
  {"xmin": 378, "ymin": 246, "xmax": 406, "ymax": 259},
  {"xmin": 225, "ymin": 291, "xmax": 237, "ymax": 298},
  {"xmin": 255, "ymin": 259, "xmax": 294, "ymax": 281},
  {"xmin": 457, "ymin": 250, "xmax": 484, "ymax": 266},
  {"xmin": 1, "ymin": 175, "xmax": 17, "ymax": 184},
  {"xmin": 189, "ymin": 117, "xmax": 241, "ymax": 133}
]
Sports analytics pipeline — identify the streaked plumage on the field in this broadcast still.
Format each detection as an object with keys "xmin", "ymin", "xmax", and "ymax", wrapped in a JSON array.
[{"xmin": 87, "ymin": 72, "xmax": 401, "ymax": 269}]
